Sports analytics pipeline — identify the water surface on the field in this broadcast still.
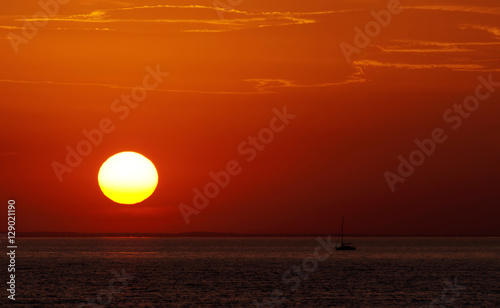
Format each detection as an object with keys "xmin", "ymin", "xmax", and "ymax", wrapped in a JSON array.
[{"xmin": 7, "ymin": 237, "xmax": 500, "ymax": 307}]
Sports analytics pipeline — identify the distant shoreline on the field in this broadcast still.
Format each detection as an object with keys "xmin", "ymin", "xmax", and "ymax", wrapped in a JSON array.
[{"xmin": 1, "ymin": 232, "xmax": 499, "ymax": 238}]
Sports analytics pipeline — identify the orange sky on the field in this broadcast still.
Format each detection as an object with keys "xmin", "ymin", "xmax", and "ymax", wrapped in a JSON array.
[{"xmin": 1, "ymin": 0, "xmax": 499, "ymax": 235}]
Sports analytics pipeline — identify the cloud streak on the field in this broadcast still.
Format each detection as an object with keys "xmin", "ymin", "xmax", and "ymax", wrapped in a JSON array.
[
  {"xmin": 246, "ymin": 67, "xmax": 367, "ymax": 92},
  {"xmin": 459, "ymin": 24, "xmax": 500, "ymax": 38},
  {"xmin": 353, "ymin": 60, "xmax": 500, "ymax": 72},
  {"xmin": 405, "ymin": 5, "xmax": 500, "ymax": 16},
  {"xmin": 9, "ymin": 4, "xmax": 345, "ymax": 33}
]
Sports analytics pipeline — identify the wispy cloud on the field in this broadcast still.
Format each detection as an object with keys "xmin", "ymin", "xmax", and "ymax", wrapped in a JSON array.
[
  {"xmin": 390, "ymin": 40, "xmax": 500, "ymax": 47},
  {"xmin": 0, "ymin": 25, "xmax": 24, "ymax": 30},
  {"xmin": 181, "ymin": 29, "xmax": 228, "ymax": 33},
  {"xmin": 357, "ymin": 37, "xmax": 500, "ymax": 73},
  {"xmin": 374, "ymin": 39, "xmax": 500, "ymax": 54},
  {"xmin": 0, "ymin": 68, "xmax": 368, "ymax": 95},
  {"xmin": 107, "ymin": 4, "xmax": 353, "ymax": 18},
  {"xmin": 246, "ymin": 67, "xmax": 367, "ymax": 92},
  {"xmin": 353, "ymin": 60, "xmax": 500, "ymax": 72},
  {"xmin": 405, "ymin": 5, "xmax": 500, "ymax": 16},
  {"xmin": 0, "ymin": 78, "xmax": 265, "ymax": 95},
  {"xmin": 376, "ymin": 44, "xmax": 472, "ymax": 54},
  {"xmin": 5, "ymin": 4, "xmax": 353, "ymax": 33},
  {"xmin": 459, "ymin": 24, "xmax": 500, "ymax": 38}
]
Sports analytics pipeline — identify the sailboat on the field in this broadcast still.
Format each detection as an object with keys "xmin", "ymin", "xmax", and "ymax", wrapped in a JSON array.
[{"xmin": 336, "ymin": 216, "xmax": 356, "ymax": 250}]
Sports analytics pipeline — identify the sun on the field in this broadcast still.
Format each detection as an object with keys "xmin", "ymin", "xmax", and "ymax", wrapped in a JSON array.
[{"xmin": 98, "ymin": 151, "xmax": 158, "ymax": 204}]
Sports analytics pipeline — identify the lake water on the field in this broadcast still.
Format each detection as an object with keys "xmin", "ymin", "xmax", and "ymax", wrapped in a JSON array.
[{"xmin": 5, "ymin": 237, "xmax": 500, "ymax": 307}]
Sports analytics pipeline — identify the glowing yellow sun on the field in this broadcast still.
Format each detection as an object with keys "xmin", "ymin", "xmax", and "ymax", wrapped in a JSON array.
[{"xmin": 98, "ymin": 152, "xmax": 158, "ymax": 204}]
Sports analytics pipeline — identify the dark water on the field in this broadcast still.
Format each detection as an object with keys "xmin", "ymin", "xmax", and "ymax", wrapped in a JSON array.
[{"xmin": 5, "ymin": 237, "xmax": 500, "ymax": 307}]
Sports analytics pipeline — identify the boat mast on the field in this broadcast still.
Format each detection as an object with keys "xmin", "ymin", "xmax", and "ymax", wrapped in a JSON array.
[{"xmin": 341, "ymin": 216, "xmax": 344, "ymax": 245}]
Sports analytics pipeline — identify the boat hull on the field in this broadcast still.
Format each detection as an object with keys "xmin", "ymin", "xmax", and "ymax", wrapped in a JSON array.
[{"xmin": 335, "ymin": 246, "xmax": 356, "ymax": 251}]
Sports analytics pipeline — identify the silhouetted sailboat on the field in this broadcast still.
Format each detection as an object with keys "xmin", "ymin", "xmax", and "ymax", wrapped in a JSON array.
[{"xmin": 336, "ymin": 216, "xmax": 356, "ymax": 250}]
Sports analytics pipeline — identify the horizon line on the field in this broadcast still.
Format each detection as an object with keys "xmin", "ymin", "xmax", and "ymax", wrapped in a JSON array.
[{"xmin": 2, "ymin": 232, "xmax": 499, "ymax": 237}]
